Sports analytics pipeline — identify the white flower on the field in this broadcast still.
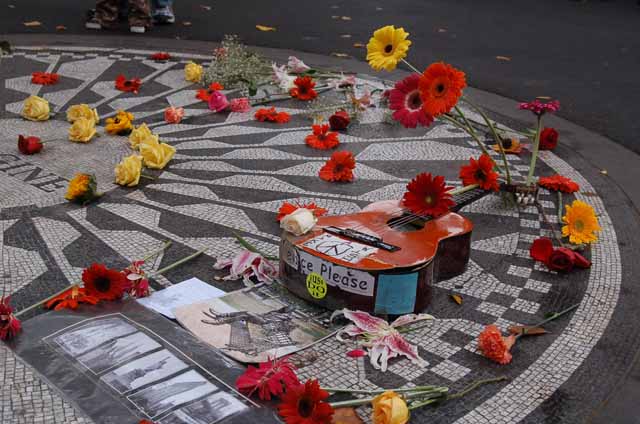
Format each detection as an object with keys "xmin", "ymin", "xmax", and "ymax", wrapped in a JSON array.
[
  {"xmin": 287, "ymin": 56, "xmax": 310, "ymax": 73},
  {"xmin": 272, "ymin": 62, "xmax": 296, "ymax": 91},
  {"xmin": 280, "ymin": 208, "xmax": 317, "ymax": 236},
  {"xmin": 328, "ymin": 73, "xmax": 356, "ymax": 90}
]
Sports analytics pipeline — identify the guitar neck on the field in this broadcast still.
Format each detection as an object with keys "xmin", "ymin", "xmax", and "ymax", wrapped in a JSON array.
[{"xmin": 451, "ymin": 186, "xmax": 490, "ymax": 212}]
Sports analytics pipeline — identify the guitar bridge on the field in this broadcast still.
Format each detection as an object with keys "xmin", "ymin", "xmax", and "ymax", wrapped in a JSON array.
[{"xmin": 324, "ymin": 226, "xmax": 400, "ymax": 252}]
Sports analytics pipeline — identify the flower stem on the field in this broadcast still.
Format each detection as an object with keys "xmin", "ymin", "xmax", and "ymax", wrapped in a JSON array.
[
  {"xmin": 401, "ymin": 58, "xmax": 422, "ymax": 74},
  {"xmin": 449, "ymin": 183, "xmax": 480, "ymax": 196},
  {"xmin": 447, "ymin": 376, "xmax": 508, "ymax": 401},
  {"xmin": 526, "ymin": 116, "xmax": 543, "ymax": 185},
  {"xmin": 328, "ymin": 387, "xmax": 448, "ymax": 408},
  {"xmin": 233, "ymin": 233, "xmax": 279, "ymax": 261},
  {"xmin": 515, "ymin": 303, "xmax": 579, "ymax": 339},
  {"xmin": 439, "ymin": 114, "xmax": 494, "ymax": 161},
  {"xmin": 557, "ymin": 192, "xmax": 564, "ymax": 225},
  {"xmin": 149, "ymin": 247, "xmax": 208, "ymax": 277},
  {"xmin": 140, "ymin": 240, "xmax": 172, "ymax": 262},
  {"xmin": 323, "ymin": 386, "xmax": 441, "ymax": 395}
]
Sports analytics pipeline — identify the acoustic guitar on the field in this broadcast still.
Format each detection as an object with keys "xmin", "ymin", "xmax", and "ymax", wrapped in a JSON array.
[{"xmin": 279, "ymin": 186, "xmax": 489, "ymax": 315}]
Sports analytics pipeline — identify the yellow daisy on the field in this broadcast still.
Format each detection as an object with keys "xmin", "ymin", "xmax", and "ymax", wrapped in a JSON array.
[
  {"xmin": 562, "ymin": 200, "xmax": 601, "ymax": 244},
  {"xmin": 366, "ymin": 25, "xmax": 411, "ymax": 71}
]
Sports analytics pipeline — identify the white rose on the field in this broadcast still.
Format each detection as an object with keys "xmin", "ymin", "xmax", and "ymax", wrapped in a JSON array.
[{"xmin": 280, "ymin": 208, "xmax": 317, "ymax": 236}]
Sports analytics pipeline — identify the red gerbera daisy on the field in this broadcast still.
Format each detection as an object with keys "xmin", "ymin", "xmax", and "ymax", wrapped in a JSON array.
[
  {"xmin": 277, "ymin": 379, "xmax": 334, "ymax": 424},
  {"xmin": 459, "ymin": 154, "xmax": 500, "ymax": 191},
  {"xmin": 236, "ymin": 356, "xmax": 300, "ymax": 401},
  {"xmin": 255, "ymin": 107, "xmax": 291, "ymax": 123},
  {"xmin": 305, "ymin": 124, "xmax": 340, "ymax": 150},
  {"xmin": 290, "ymin": 76, "xmax": 318, "ymax": 101},
  {"xmin": 538, "ymin": 174, "xmax": 579, "ymax": 193},
  {"xmin": 276, "ymin": 201, "xmax": 328, "ymax": 221},
  {"xmin": 418, "ymin": 62, "xmax": 466, "ymax": 117},
  {"xmin": 402, "ymin": 172, "xmax": 454, "ymax": 217},
  {"xmin": 150, "ymin": 52, "xmax": 171, "ymax": 61},
  {"xmin": 389, "ymin": 74, "xmax": 434, "ymax": 128},
  {"xmin": 115, "ymin": 74, "xmax": 142, "ymax": 94},
  {"xmin": 31, "ymin": 72, "xmax": 59, "ymax": 85},
  {"xmin": 82, "ymin": 263, "xmax": 126, "ymax": 301},
  {"xmin": 319, "ymin": 151, "xmax": 356, "ymax": 182}
]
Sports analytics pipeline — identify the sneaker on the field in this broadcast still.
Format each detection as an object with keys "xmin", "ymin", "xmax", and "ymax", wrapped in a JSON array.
[
  {"xmin": 130, "ymin": 25, "xmax": 146, "ymax": 34},
  {"xmin": 85, "ymin": 17, "xmax": 102, "ymax": 30},
  {"xmin": 153, "ymin": 6, "xmax": 175, "ymax": 24}
]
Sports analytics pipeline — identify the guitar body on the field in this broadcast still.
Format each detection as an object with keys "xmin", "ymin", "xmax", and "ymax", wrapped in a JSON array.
[{"xmin": 279, "ymin": 199, "xmax": 475, "ymax": 315}]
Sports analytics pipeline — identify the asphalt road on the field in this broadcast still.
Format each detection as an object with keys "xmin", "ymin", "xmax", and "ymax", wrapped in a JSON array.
[{"xmin": 2, "ymin": 0, "xmax": 640, "ymax": 153}]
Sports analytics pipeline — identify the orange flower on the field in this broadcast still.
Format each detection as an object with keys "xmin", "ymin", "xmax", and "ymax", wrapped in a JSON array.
[
  {"xmin": 418, "ymin": 62, "xmax": 466, "ymax": 117},
  {"xmin": 45, "ymin": 286, "xmax": 99, "ymax": 311},
  {"xmin": 196, "ymin": 82, "xmax": 225, "ymax": 102},
  {"xmin": 477, "ymin": 324, "xmax": 516, "ymax": 365},
  {"xmin": 209, "ymin": 82, "xmax": 224, "ymax": 90},
  {"xmin": 277, "ymin": 201, "xmax": 328, "ymax": 221},
  {"xmin": 290, "ymin": 76, "xmax": 318, "ymax": 101},
  {"xmin": 31, "ymin": 72, "xmax": 59, "ymax": 85},
  {"xmin": 459, "ymin": 154, "xmax": 500, "ymax": 191},
  {"xmin": 319, "ymin": 151, "xmax": 356, "ymax": 182},
  {"xmin": 305, "ymin": 124, "xmax": 340, "ymax": 150},
  {"xmin": 538, "ymin": 174, "xmax": 579, "ymax": 193},
  {"xmin": 492, "ymin": 137, "xmax": 522, "ymax": 154},
  {"xmin": 255, "ymin": 107, "xmax": 291, "ymax": 123},
  {"xmin": 115, "ymin": 74, "xmax": 142, "ymax": 94}
]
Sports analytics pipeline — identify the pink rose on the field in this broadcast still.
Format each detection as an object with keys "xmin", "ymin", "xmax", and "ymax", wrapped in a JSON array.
[
  {"xmin": 208, "ymin": 91, "xmax": 229, "ymax": 112},
  {"xmin": 230, "ymin": 97, "xmax": 251, "ymax": 113},
  {"xmin": 164, "ymin": 106, "xmax": 184, "ymax": 124}
]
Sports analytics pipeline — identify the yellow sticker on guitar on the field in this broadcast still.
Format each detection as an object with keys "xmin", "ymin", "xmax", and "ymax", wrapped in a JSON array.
[{"xmin": 306, "ymin": 272, "xmax": 327, "ymax": 299}]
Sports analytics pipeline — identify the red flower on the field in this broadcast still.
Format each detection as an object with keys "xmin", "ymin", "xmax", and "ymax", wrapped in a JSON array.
[
  {"xmin": 328, "ymin": 110, "xmax": 351, "ymax": 131},
  {"xmin": 319, "ymin": 151, "xmax": 356, "ymax": 182},
  {"xmin": 115, "ymin": 74, "xmax": 142, "ymax": 94},
  {"xmin": 18, "ymin": 135, "xmax": 43, "ymax": 155},
  {"xmin": 255, "ymin": 107, "xmax": 291, "ymax": 123},
  {"xmin": 236, "ymin": 356, "xmax": 300, "ymax": 400},
  {"xmin": 402, "ymin": 173, "xmax": 454, "ymax": 217},
  {"xmin": 150, "ymin": 52, "xmax": 170, "ymax": 61},
  {"xmin": 529, "ymin": 237, "xmax": 590, "ymax": 272},
  {"xmin": 538, "ymin": 174, "xmax": 579, "ymax": 193},
  {"xmin": 196, "ymin": 89, "xmax": 210, "ymax": 102},
  {"xmin": 346, "ymin": 349, "xmax": 367, "ymax": 358},
  {"xmin": 209, "ymin": 82, "xmax": 224, "ymax": 91},
  {"xmin": 122, "ymin": 260, "xmax": 151, "ymax": 298},
  {"xmin": 459, "ymin": 154, "xmax": 500, "ymax": 191},
  {"xmin": 82, "ymin": 263, "xmax": 126, "ymax": 301},
  {"xmin": 418, "ymin": 62, "xmax": 466, "ymax": 117},
  {"xmin": 519, "ymin": 99, "xmax": 560, "ymax": 116},
  {"xmin": 45, "ymin": 286, "xmax": 99, "ymax": 311},
  {"xmin": 478, "ymin": 325, "xmax": 516, "ymax": 365},
  {"xmin": 276, "ymin": 201, "xmax": 328, "ymax": 221},
  {"xmin": 305, "ymin": 124, "xmax": 340, "ymax": 150},
  {"xmin": 290, "ymin": 76, "xmax": 318, "ymax": 101},
  {"xmin": 278, "ymin": 379, "xmax": 334, "ymax": 424},
  {"xmin": 139, "ymin": 420, "xmax": 154, "ymax": 424},
  {"xmin": 389, "ymin": 74, "xmax": 434, "ymax": 128},
  {"xmin": 31, "ymin": 72, "xmax": 59, "ymax": 85},
  {"xmin": 0, "ymin": 296, "xmax": 21, "ymax": 341},
  {"xmin": 539, "ymin": 127, "xmax": 559, "ymax": 150}
]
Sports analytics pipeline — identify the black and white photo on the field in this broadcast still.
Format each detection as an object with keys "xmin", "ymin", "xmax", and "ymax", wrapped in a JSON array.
[
  {"xmin": 53, "ymin": 317, "xmax": 138, "ymax": 357},
  {"xmin": 77, "ymin": 331, "xmax": 162, "ymax": 374},
  {"xmin": 159, "ymin": 391, "xmax": 248, "ymax": 424}
]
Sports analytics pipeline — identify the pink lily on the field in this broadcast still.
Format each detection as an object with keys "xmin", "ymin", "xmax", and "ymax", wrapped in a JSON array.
[
  {"xmin": 328, "ymin": 73, "xmax": 356, "ymax": 90},
  {"xmin": 214, "ymin": 249, "xmax": 278, "ymax": 286},
  {"xmin": 271, "ymin": 63, "xmax": 296, "ymax": 91},
  {"xmin": 287, "ymin": 56, "xmax": 311, "ymax": 73},
  {"xmin": 331, "ymin": 309, "xmax": 433, "ymax": 371},
  {"xmin": 122, "ymin": 260, "xmax": 150, "ymax": 298}
]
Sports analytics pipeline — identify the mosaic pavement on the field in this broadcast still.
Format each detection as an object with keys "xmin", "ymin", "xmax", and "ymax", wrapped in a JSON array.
[{"xmin": 0, "ymin": 46, "xmax": 626, "ymax": 423}]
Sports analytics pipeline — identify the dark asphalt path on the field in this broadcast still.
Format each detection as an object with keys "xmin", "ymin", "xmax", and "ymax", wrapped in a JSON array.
[{"xmin": 3, "ymin": 0, "xmax": 640, "ymax": 153}]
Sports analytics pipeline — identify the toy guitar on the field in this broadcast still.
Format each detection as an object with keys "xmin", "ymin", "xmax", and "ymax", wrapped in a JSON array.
[{"xmin": 279, "ymin": 186, "xmax": 490, "ymax": 315}]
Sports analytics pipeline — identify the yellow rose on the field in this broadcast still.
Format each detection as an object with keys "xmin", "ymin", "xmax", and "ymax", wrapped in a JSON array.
[
  {"xmin": 140, "ymin": 140, "xmax": 176, "ymax": 169},
  {"xmin": 372, "ymin": 391, "xmax": 409, "ymax": 424},
  {"xmin": 105, "ymin": 110, "xmax": 134, "ymax": 135},
  {"xmin": 129, "ymin": 123, "xmax": 157, "ymax": 149},
  {"xmin": 184, "ymin": 61, "xmax": 203, "ymax": 83},
  {"xmin": 68, "ymin": 117, "xmax": 97, "ymax": 143},
  {"xmin": 66, "ymin": 104, "xmax": 99, "ymax": 125},
  {"xmin": 22, "ymin": 95, "xmax": 50, "ymax": 121},
  {"xmin": 115, "ymin": 154, "xmax": 143, "ymax": 187}
]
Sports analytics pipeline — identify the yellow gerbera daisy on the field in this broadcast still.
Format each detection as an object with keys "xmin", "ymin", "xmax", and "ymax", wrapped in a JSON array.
[
  {"xmin": 562, "ymin": 200, "xmax": 601, "ymax": 244},
  {"xmin": 366, "ymin": 25, "xmax": 412, "ymax": 71}
]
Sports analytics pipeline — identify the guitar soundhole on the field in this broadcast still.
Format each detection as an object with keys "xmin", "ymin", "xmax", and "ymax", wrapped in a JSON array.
[{"xmin": 387, "ymin": 213, "xmax": 427, "ymax": 232}]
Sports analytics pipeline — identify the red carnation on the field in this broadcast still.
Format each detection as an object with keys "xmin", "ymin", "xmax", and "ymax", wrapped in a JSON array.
[
  {"xmin": 478, "ymin": 325, "xmax": 516, "ymax": 365},
  {"xmin": 18, "ymin": 135, "xmax": 43, "ymax": 155},
  {"xmin": 236, "ymin": 356, "xmax": 300, "ymax": 401},
  {"xmin": 82, "ymin": 263, "xmax": 126, "ymax": 301},
  {"xmin": 539, "ymin": 127, "xmax": 559, "ymax": 150},
  {"xmin": 150, "ymin": 52, "xmax": 171, "ymax": 61},
  {"xmin": 328, "ymin": 110, "xmax": 351, "ymax": 131},
  {"xmin": 31, "ymin": 72, "xmax": 59, "ymax": 85},
  {"xmin": 255, "ymin": 107, "xmax": 291, "ymax": 124},
  {"xmin": 538, "ymin": 174, "xmax": 579, "ymax": 193}
]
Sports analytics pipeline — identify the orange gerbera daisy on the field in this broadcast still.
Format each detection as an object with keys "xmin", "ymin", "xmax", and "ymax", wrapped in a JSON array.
[
  {"xmin": 492, "ymin": 137, "xmax": 522, "ymax": 154},
  {"xmin": 319, "ymin": 151, "xmax": 356, "ymax": 182},
  {"xmin": 418, "ymin": 62, "xmax": 466, "ymax": 117},
  {"xmin": 459, "ymin": 154, "xmax": 500, "ymax": 191},
  {"xmin": 276, "ymin": 201, "xmax": 328, "ymax": 221},
  {"xmin": 290, "ymin": 76, "xmax": 318, "ymax": 101},
  {"xmin": 305, "ymin": 124, "xmax": 340, "ymax": 150},
  {"xmin": 45, "ymin": 286, "xmax": 99, "ymax": 311},
  {"xmin": 255, "ymin": 107, "xmax": 291, "ymax": 123},
  {"xmin": 82, "ymin": 263, "xmax": 126, "ymax": 301},
  {"xmin": 402, "ymin": 173, "xmax": 454, "ymax": 217},
  {"xmin": 538, "ymin": 174, "xmax": 580, "ymax": 193}
]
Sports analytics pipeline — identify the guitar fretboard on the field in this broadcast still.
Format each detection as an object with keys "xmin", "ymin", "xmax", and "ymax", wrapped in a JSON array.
[{"xmin": 451, "ymin": 187, "xmax": 490, "ymax": 212}]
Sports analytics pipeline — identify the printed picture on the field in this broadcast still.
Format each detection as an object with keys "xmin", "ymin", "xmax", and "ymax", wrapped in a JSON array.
[
  {"xmin": 128, "ymin": 370, "xmax": 218, "ymax": 418},
  {"xmin": 77, "ymin": 331, "xmax": 162, "ymax": 374},
  {"xmin": 53, "ymin": 317, "xmax": 137, "ymax": 357},
  {"xmin": 159, "ymin": 391, "xmax": 247, "ymax": 424},
  {"xmin": 101, "ymin": 349, "xmax": 190, "ymax": 394}
]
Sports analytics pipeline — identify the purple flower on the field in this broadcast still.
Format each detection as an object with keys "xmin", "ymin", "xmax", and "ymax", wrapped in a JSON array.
[{"xmin": 519, "ymin": 99, "xmax": 560, "ymax": 116}]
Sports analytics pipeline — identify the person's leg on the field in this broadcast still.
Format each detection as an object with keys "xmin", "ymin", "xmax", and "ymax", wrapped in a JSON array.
[
  {"xmin": 89, "ymin": 0, "xmax": 120, "ymax": 29},
  {"xmin": 128, "ymin": 0, "xmax": 152, "ymax": 32},
  {"xmin": 152, "ymin": 0, "xmax": 175, "ymax": 24}
]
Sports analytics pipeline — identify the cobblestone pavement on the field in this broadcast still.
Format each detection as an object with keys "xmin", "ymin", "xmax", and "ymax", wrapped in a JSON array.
[{"xmin": 0, "ymin": 45, "xmax": 638, "ymax": 423}]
